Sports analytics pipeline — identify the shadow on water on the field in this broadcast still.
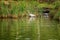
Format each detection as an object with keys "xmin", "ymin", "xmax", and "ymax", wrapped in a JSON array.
[{"xmin": 0, "ymin": 17, "xmax": 60, "ymax": 40}]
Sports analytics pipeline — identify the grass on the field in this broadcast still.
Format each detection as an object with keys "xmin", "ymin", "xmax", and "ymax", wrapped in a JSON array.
[
  {"xmin": 0, "ymin": 1, "xmax": 60, "ymax": 22},
  {"xmin": 0, "ymin": 1, "xmax": 58, "ymax": 16}
]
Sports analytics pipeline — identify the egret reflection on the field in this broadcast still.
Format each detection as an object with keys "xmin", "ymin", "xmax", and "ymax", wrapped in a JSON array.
[{"xmin": 28, "ymin": 17, "xmax": 36, "ymax": 23}]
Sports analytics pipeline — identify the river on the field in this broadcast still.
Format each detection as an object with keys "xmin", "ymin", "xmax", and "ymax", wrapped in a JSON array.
[{"xmin": 0, "ymin": 17, "xmax": 60, "ymax": 40}]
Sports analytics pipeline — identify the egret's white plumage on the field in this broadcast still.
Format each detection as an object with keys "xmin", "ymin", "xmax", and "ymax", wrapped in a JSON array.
[
  {"xmin": 27, "ymin": 10, "xmax": 36, "ymax": 17},
  {"xmin": 29, "ymin": 14, "xmax": 36, "ymax": 17}
]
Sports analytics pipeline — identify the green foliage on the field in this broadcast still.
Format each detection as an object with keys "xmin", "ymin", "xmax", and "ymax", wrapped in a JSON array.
[
  {"xmin": 53, "ymin": 1, "xmax": 60, "ymax": 18},
  {"xmin": 10, "ymin": 2, "xmax": 19, "ymax": 15},
  {"xmin": 0, "ymin": 1, "xmax": 60, "ymax": 18},
  {"xmin": 55, "ymin": 10, "xmax": 60, "ymax": 17},
  {"xmin": 53, "ymin": 1, "xmax": 60, "ymax": 9},
  {"xmin": 18, "ymin": 1, "xmax": 26, "ymax": 13},
  {"xmin": 0, "ymin": 1, "xmax": 9, "ymax": 15}
]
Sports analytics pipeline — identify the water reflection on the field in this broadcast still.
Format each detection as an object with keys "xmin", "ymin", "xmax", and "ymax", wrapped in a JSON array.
[
  {"xmin": 28, "ymin": 17, "xmax": 36, "ymax": 24},
  {"xmin": 0, "ymin": 17, "xmax": 60, "ymax": 40},
  {"xmin": 43, "ymin": 13, "xmax": 49, "ymax": 18}
]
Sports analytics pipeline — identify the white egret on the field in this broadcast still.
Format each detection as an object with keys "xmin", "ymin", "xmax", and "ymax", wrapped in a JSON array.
[{"xmin": 29, "ymin": 14, "xmax": 36, "ymax": 17}]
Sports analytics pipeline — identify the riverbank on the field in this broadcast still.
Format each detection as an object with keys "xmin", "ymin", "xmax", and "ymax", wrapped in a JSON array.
[
  {"xmin": 0, "ymin": 15, "xmax": 60, "ymax": 23},
  {"xmin": 0, "ymin": 14, "xmax": 40, "ymax": 19}
]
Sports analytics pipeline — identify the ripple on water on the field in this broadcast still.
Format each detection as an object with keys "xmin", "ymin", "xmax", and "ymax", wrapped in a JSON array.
[
  {"xmin": 48, "ymin": 39, "xmax": 58, "ymax": 40},
  {"xmin": 25, "ymin": 38, "xmax": 31, "ymax": 40},
  {"xmin": 16, "ymin": 35, "xmax": 22, "ymax": 40}
]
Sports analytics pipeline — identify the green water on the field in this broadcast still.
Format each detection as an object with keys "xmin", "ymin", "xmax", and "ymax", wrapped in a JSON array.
[{"xmin": 0, "ymin": 17, "xmax": 60, "ymax": 40}]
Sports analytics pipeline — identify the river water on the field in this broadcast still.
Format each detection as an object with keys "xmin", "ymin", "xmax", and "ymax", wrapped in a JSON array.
[{"xmin": 0, "ymin": 17, "xmax": 60, "ymax": 40}]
